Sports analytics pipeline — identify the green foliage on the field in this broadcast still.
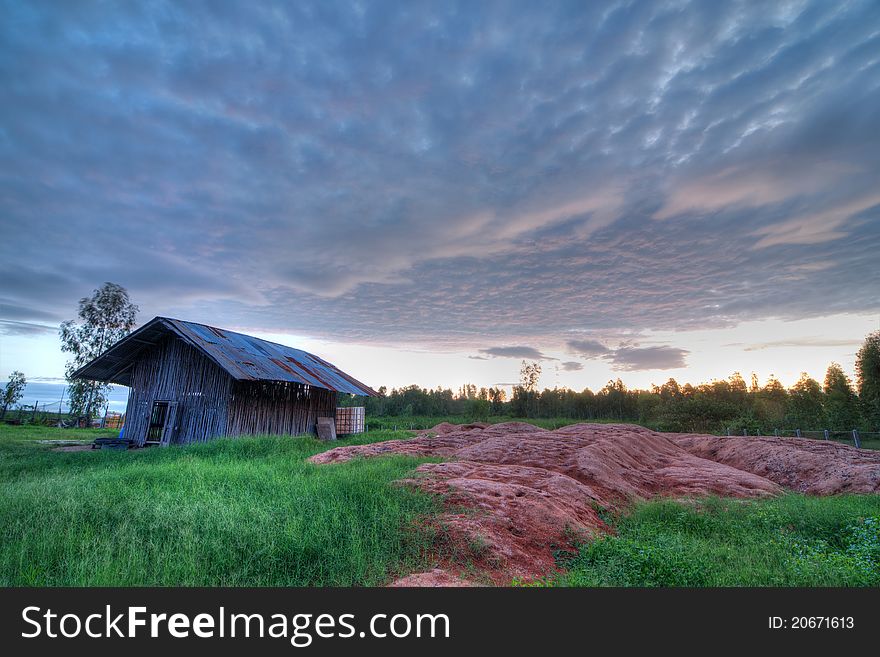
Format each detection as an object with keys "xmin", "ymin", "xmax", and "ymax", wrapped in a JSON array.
[
  {"xmin": 60, "ymin": 282, "xmax": 139, "ymax": 421},
  {"xmin": 0, "ymin": 425, "xmax": 439, "ymax": 586},
  {"xmin": 465, "ymin": 398, "xmax": 491, "ymax": 422},
  {"xmin": 549, "ymin": 495, "xmax": 880, "ymax": 587},
  {"xmin": 856, "ymin": 330, "xmax": 880, "ymax": 429},
  {"xmin": 786, "ymin": 373, "xmax": 826, "ymax": 428},
  {"xmin": 1, "ymin": 370, "xmax": 26, "ymax": 418},
  {"xmin": 823, "ymin": 363, "xmax": 860, "ymax": 430}
]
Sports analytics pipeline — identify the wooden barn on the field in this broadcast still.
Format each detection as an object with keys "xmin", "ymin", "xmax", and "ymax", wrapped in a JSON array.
[{"xmin": 73, "ymin": 316, "xmax": 377, "ymax": 446}]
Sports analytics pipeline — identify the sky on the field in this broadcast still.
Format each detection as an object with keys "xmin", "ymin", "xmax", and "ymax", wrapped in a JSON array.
[{"xmin": 1, "ymin": 0, "xmax": 879, "ymax": 395}]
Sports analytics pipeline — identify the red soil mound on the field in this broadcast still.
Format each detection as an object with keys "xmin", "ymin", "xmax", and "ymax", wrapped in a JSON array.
[
  {"xmin": 668, "ymin": 433, "xmax": 880, "ymax": 494},
  {"xmin": 428, "ymin": 421, "xmax": 490, "ymax": 434},
  {"xmin": 311, "ymin": 422, "xmax": 795, "ymax": 584},
  {"xmin": 387, "ymin": 568, "xmax": 477, "ymax": 587}
]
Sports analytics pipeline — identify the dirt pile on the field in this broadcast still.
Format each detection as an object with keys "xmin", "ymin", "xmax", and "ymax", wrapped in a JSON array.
[
  {"xmin": 311, "ymin": 422, "xmax": 796, "ymax": 584},
  {"xmin": 387, "ymin": 568, "xmax": 476, "ymax": 587},
  {"xmin": 668, "ymin": 433, "xmax": 880, "ymax": 494}
]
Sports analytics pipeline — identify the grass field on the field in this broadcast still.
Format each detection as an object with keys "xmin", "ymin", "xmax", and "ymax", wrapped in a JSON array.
[
  {"xmin": 545, "ymin": 495, "xmax": 880, "ymax": 587},
  {"xmin": 0, "ymin": 424, "xmax": 438, "ymax": 586},
  {"xmin": 2, "ymin": 423, "xmax": 878, "ymax": 586}
]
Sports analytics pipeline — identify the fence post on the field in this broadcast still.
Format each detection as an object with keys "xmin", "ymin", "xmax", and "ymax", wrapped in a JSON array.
[
  {"xmin": 853, "ymin": 429, "xmax": 861, "ymax": 449},
  {"xmin": 796, "ymin": 428, "xmax": 801, "ymax": 438},
  {"xmin": 823, "ymin": 429, "xmax": 829, "ymax": 441}
]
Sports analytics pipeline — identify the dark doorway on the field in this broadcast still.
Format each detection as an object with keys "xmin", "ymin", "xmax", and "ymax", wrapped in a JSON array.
[{"xmin": 146, "ymin": 401, "xmax": 176, "ymax": 445}]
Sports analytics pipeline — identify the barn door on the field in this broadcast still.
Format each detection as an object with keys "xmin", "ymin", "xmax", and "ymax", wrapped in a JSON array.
[
  {"xmin": 160, "ymin": 401, "xmax": 178, "ymax": 447},
  {"xmin": 146, "ymin": 400, "xmax": 178, "ymax": 446}
]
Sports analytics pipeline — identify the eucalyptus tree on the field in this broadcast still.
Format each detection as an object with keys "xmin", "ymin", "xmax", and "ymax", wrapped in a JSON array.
[{"xmin": 60, "ymin": 282, "xmax": 138, "ymax": 422}]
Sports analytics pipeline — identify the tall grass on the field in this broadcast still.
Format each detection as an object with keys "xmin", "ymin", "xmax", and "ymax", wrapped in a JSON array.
[
  {"xmin": 549, "ymin": 495, "xmax": 880, "ymax": 587},
  {"xmin": 0, "ymin": 425, "xmax": 437, "ymax": 586}
]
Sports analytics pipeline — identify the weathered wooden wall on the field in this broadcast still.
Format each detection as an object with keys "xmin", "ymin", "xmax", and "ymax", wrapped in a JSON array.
[
  {"xmin": 226, "ymin": 380, "xmax": 336, "ymax": 437},
  {"xmin": 123, "ymin": 336, "xmax": 232, "ymax": 446},
  {"xmin": 123, "ymin": 336, "xmax": 337, "ymax": 445}
]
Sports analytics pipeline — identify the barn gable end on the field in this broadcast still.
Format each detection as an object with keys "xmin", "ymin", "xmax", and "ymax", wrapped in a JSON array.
[{"xmin": 124, "ymin": 335, "xmax": 232, "ymax": 446}]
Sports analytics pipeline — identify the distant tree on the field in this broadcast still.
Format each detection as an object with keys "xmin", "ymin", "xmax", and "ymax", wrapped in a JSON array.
[
  {"xmin": 465, "ymin": 397, "xmax": 490, "ymax": 422},
  {"xmin": 728, "ymin": 372, "xmax": 749, "ymax": 408},
  {"xmin": 856, "ymin": 330, "xmax": 880, "ymax": 430},
  {"xmin": 60, "ymin": 282, "xmax": 138, "ymax": 423},
  {"xmin": 754, "ymin": 375, "xmax": 788, "ymax": 427},
  {"xmin": 823, "ymin": 363, "xmax": 860, "ymax": 430},
  {"xmin": 600, "ymin": 378, "xmax": 630, "ymax": 420},
  {"xmin": 488, "ymin": 387, "xmax": 506, "ymax": 414},
  {"xmin": 519, "ymin": 361, "xmax": 542, "ymax": 392},
  {"xmin": 658, "ymin": 378, "xmax": 681, "ymax": 402},
  {"xmin": 749, "ymin": 372, "xmax": 760, "ymax": 393},
  {"xmin": 787, "ymin": 373, "xmax": 825, "ymax": 429},
  {"xmin": 458, "ymin": 383, "xmax": 478, "ymax": 400},
  {"xmin": 1, "ymin": 370, "xmax": 26, "ymax": 419}
]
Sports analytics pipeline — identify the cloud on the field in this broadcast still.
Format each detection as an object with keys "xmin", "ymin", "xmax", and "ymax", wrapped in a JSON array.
[
  {"xmin": 0, "ymin": 320, "xmax": 57, "ymax": 336},
  {"xmin": 0, "ymin": 0, "xmax": 878, "ymax": 356},
  {"xmin": 752, "ymin": 193, "xmax": 880, "ymax": 248},
  {"xmin": 560, "ymin": 361, "xmax": 584, "ymax": 371},
  {"xmin": 0, "ymin": 302, "xmax": 61, "ymax": 323},
  {"xmin": 606, "ymin": 346, "xmax": 689, "ymax": 371},
  {"xmin": 478, "ymin": 346, "xmax": 552, "ymax": 360},
  {"xmin": 567, "ymin": 337, "xmax": 689, "ymax": 371},
  {"xmin": 566, "ymin": 340, "xmax": 612, "ymax": 358},
  {"xmin": 739, "ymin": 338, "xmax": 863, "ymax": 351}
]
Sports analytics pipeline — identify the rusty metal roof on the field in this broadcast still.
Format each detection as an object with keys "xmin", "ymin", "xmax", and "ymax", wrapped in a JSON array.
[{"xmin": 73, "ymin": 316, "xmax": 378, "ymax": 396}]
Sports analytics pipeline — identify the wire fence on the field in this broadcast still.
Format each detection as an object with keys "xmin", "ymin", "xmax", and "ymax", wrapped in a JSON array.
[
  {"xmin": 726, "ymin": 426, "xmax": 880, "ymax": 448},
  {"xmin": 3, "ymin": 400, "xmax": 124, "ymax": 428}
]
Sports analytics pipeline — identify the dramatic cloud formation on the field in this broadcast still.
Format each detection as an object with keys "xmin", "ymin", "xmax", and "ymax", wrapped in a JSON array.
[{"xmin": 1, "ymin": 0, "xmax": 878, "ymax": 376}]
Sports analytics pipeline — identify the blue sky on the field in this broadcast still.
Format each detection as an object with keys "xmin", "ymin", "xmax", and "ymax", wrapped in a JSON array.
[{"xmin": 1, "ymin": 0, "xmax": 879, "ymax": 392}]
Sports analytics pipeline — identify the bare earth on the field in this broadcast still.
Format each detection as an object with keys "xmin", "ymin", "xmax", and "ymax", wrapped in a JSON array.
[{"xmin": 310, "ymin": 422, "xmax": 880, "ymax": 586}]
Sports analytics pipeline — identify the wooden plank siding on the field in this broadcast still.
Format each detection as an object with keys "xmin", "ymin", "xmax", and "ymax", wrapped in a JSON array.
[
  {"xmin": 122, "ymin": 335, "xmax": 337, "ymax": 445},
  {"xmin": 226, "ymin": 380, "xmax": 336, "ymax": 438},
  {"xmin": 124, "ymin": 336, "xmax": 231, "ymax": 446}
]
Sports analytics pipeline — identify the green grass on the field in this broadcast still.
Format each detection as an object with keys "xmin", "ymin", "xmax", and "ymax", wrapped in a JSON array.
[
  {"xmin": 544, "ymin": 495, "xmax": 880, "ymax": 587},
  {"xmin": 3, "ymin": 424, "xmax": 878, "ymax": 587},
  {"xmin": 0, "ymin": 424, "xmax": 439, "ymax": 586}
]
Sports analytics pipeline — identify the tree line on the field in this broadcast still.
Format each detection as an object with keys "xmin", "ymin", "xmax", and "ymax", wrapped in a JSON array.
[
  {"xmin": 346, "ymin": 331, "xmax": 880, "ymax": 434},
  {"xmin": 4, "ymin": 281, "xmax": 876, "ymax": 435}
]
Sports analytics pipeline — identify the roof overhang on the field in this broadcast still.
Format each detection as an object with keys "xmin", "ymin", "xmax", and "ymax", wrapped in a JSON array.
[{"xmin": 73, "ymin": 316, "xmax": 379, "ymax": 396}]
